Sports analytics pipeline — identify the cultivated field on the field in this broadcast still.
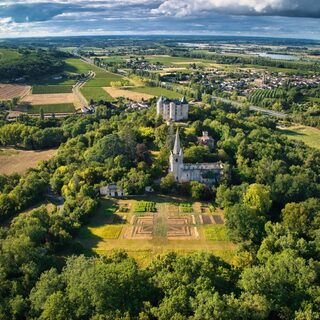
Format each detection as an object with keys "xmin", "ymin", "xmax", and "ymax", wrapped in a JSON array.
[
  {"xmin": 278, "ymin": 125, "xmax": 320, "ymax": 150},
  {"xmin": 80, "ymin": 87, "xmax": 113, "ymax": 102},
  {"xmin": 76, "ymin": 196, "xmax": 235, "ymax": 267},
  {"xmin": 104, "ymin": 87, "xmax": 154, "ymax": 101},
  {"xmin": 27, "ymin": 103, "xmax": 75, "ymax": 114},
  {"xmin": 22, "ymin": 93, "xmax": 74, "ymax": 105},
  {"xmin": 0, "ymin": 84, "xmax": 31, "ymax": 101},
  {"xmin": 127, "ymin": 86, "xmax": 182, "ymax": 99},
  {"xmin": 0, "ymin": 148, "xmax": 57, "ymax": 174},
  {"xmin": 32, "ymin": 85, "xmax": 73, "ymax": 94}
]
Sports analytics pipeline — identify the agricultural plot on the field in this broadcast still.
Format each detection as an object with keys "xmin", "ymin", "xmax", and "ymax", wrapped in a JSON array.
[
  {"xmin": 27, "ymin": 103, "xmax": 75, "ymax": 114},
  {"xmin": 134, "ymin": 201, "xmax": 157, "ymax": 214},
  {"xmin": 179, "ymin": 203, "xmax": 193, "ymax": 213},
  {"xmin": 0, "ymin": 84, "xmax": 31, "ymax": 101},
  {"xmin": 127, "ymin": 86, "xmax": 182, "ymax": 99},
  {"xmin": 249, "ymin": 88, "xmax": 285, "ymax": 105},
  {"xmin": 80, "ymin": 87, "xmax": 113, "ymax": 102},
  {"xmin": 32, "ymin": 85, "xmax": 73, "ymax": 94},
  {"xmin": 22, "ymin": 93, "xmax": 74, "ymax": 105},
  {"xmin": 66, "ymin": 58, "xmax": 126, "ymax": 102},
  {"xmin": 104, "ymin": 87, "xmax": 154, "ymax": 101},
  {"xmin": 0, "ymin": 148, "xmax": 57, "ymax": 174}
]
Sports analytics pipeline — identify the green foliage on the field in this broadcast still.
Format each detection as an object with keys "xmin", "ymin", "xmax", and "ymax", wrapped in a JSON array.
[
  {"xmin": 0, "ymin": 49, "xmax": 65, "ymax": 81},
  {"xmin": 134, "ymin": 201, "xmax": 156, "ymax": 213}
]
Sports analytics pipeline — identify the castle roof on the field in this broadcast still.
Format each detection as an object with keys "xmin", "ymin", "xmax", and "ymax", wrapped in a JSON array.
[{"xmin": 158, "ymin": 95, "xmax": 188, "ymax": 105}]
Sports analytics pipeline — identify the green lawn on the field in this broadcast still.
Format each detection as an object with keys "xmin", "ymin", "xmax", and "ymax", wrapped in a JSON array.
[
  {"xmin": 27, "ymin": 103, "xmax": 75, "ymax": 114},
  {"xmin": 32, "ymin": 85, "xmax": 73, "ymax": 94},
  {"xmin": 77, "ymin": 200, "xmax": 121, "ymax": 242},
  {"xmin": 80, "ymin": 87, "xmax": 113, "ymax": 102},
  {"xmin": 278, "ymin": 125, "xmax": 320, "ymax": 150},
  {"xmin": 127, "ymin": 86, "xmax": 182, "ymax": 99},
  {"xmin": 203, "ymin": 225, "xmax": 229, "ymax": 241}
]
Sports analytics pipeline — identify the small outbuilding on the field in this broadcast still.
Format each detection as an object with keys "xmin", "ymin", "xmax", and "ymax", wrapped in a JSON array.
[{"xmin": 100, "ymin": 184, "xmax": 125, "ymax": 198}]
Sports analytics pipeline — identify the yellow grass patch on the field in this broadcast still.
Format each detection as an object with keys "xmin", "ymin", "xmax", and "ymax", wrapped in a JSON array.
[
  {"xmin": 22, "ymin": 93, "xmax": 74, "ymax": 105},
  {"xmin": 0, "ymin": 148, "xmax": 57, "ymax": 174},
  {"xmin": 103, "ymin": 87, "xmax": 154, "ymax": 101},
  {"xmin": 0, "ymin": 84, "xmax": 31, "ymax": 101}
]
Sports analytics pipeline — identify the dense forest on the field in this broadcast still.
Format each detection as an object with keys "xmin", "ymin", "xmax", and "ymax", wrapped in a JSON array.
[
  {"xmin": 0, "ymin": 100, "xmax": 320, "ymax": 319},
  {"xmin": 0, "ymin": 49, "xmax": 66, "ymax": 81}
]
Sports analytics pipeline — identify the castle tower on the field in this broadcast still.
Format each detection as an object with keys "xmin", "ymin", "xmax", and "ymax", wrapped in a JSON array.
[
  {"xmin": 170, "ymin": 129, "xmax": 183, "ymax": 181},
  {"xmin": 156, "ymin": 96, "xmax": 164, "ymax": 116}
]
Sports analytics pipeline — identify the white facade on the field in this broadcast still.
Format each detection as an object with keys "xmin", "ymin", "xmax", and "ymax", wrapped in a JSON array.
[
  {"xmin": 169, "ymin": 130, "xmax": 223, "ymax": 184},
  {"xmin": 100, "ymin": 184, "xmax": 124, "ymax": 197},
  {"xmin": 157, "ymin": 96, "xmax": 188, "ymax": 122}
]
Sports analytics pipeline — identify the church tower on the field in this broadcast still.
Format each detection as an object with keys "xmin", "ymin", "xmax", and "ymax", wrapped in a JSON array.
[{"xmin": 170, "ymin": 129, "xmax": 183, "ymax": 181}]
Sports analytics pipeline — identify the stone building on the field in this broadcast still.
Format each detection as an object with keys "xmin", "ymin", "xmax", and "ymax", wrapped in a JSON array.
[
  {"xmin": 169, "ymin": 129, "xmax": 223, "ymax": 184},
  {"xmin": 100, "ymin": 184, "xmax": 124, "ymax": 197},
  {"xmin": 156, "ymin": 96, "xmax": 188, "ymax": 122},
  {"xmin": 198, "ymin": 131, "xmax": 215, "ymax": 149}
]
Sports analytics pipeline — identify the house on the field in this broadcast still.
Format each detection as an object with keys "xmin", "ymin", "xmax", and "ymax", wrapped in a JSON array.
[
  {"xmin": 169, "ymin": 129, "xmax": 223, "ymax": 185},
  {"xmin": 100, "ymin": 184, "xmax": 124, "ymax": 197},
  {"xmin": 157, "ymin": 96, "xmax": 188, "ymax": 122},
  {"xmin": 198, "ymin": 131, "xmax": 215, "ymax": 149}
]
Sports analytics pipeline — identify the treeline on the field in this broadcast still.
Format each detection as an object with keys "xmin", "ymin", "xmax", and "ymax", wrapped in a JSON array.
[
  {"xmin": 174, "ymin": 51, "xmax": 320, "ymax": 73},
  {"xmin": 0, "ymin": 49, "xmax": 66, "ymax": 81}
]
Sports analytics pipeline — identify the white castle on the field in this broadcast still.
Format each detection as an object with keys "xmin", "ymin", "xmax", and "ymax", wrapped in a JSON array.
[
  {"xmin": 157, "ymin": 96, "xmax": 188, "ymax": 122},
  {"xmin": 170, "ymin": 129, "xmax": 223, "ymax": 184}
]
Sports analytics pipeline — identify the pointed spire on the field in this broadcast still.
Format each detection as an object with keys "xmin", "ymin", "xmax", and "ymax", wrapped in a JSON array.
[
  {"xmin": 181, "ymin": 96, "xmax": 187, "ymax": 104},
  {"xmin": 158, "ymin": 96, "xmax": 163, "ymax": 103},
  {"xmin": 173, "ymin": 128, "xmax": 181, "ymax": 154}
]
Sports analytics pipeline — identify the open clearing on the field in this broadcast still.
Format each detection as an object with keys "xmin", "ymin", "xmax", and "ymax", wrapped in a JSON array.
[
  {"xmin": 0, "ymin": 84, "xmax": 31, "ymax": 101},
  {"xmin": 22, "ymin": 93, "xmax": 74, "ymax": 105},
  {"xmin": 76, "ymin": 196, "xmax": 236, "ymax": 267},
  {"xmin": 0, "ymin": 148, "xmax": 57, "ymax": 174},
  {"xmin": 278, "ymin": 125, "xmax": 320, "ymax": 150},
  {"xmin": 104, "ymin": 87, "xmax": 154, "ymax": 101}
]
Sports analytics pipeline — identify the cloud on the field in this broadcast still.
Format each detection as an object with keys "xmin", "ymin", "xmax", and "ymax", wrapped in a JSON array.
[
  {"xmin": 0, "ymin": 0, "xmax": 319, "ymax": 39},
  {"xmin": 152, "ymin": 0, "xmax": 320, "ymax": 18}
]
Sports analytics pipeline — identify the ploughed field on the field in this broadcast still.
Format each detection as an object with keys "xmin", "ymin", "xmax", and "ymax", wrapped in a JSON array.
[{"xmin": 0, "ymin": 84, "xmax": 31, "ymax": 101}]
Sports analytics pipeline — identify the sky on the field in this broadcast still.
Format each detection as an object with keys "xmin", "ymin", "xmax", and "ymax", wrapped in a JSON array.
[{"xmin": 0, "ymin": 0, "xmax": 319, "ymax": 39}]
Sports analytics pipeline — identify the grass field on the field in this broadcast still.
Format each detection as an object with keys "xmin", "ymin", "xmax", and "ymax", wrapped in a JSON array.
[
  {"xmin": 0, "ymin": 148, "xmax": 57, "ymax": 174},
  {"xmin": 127, "ymin": 86, "xmax": 182, "ymax": 99},
  {"xmin": 66, "ymin": 58, "xmax": 125, "ymax": 101},
  {"xmin": 32, "ymin": 85, "xmax": 73, "ymax": 94},
  {"xmin": 0, "ymin": 48, "xmax": 21, "ymax": 62},
  {"xmin": 203, "ymin": 225, "xmax": 229, "ymax": 241},
  {"xmin": 81, "ymin": 87, "xmax": 113, "ymax": 102},
  {"xmin": 27, "ymin": 103, "xmax": 75, "ymax": 114},
  {"xmin": 278, "ymin": 125, "xmax": 320, "ymax": 150}
]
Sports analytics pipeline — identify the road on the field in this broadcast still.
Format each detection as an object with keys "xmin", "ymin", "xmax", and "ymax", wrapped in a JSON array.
[{"xmin": 211, "ymin": 96, "xmax": 286, "ymax": 118}]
